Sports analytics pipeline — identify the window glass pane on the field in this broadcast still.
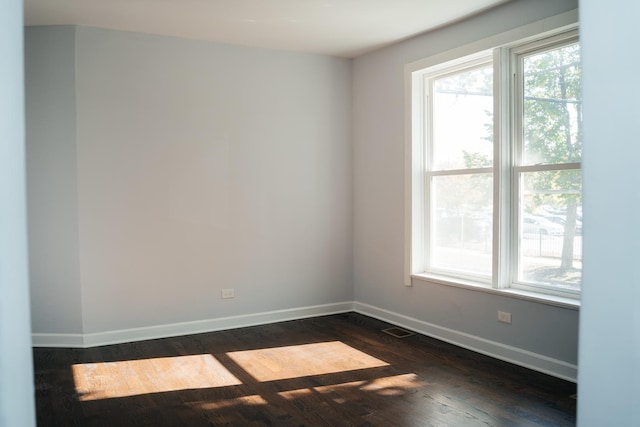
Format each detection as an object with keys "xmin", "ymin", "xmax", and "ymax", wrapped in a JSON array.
[
  {"xmin": 431, "ymin": 173, "xmax": 492, "ymax": 276},
  {"xmin": 522, "ymin": 42, "xmax": 582, "ymax": 165},
  {"xmin": 518, "ymin": 170, "xmax": 582, "ymax": 289},
  {"xmin": 432, "ymin": 66, "xmax": 493, "ymax": 170}
]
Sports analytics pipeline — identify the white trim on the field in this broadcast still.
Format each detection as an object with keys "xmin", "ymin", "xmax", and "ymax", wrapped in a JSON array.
[
  {"xmin": 31, "ymin": 300, "xmax": 577, "ymax": 382},
  {"xmin": 405, "ymin": 66, "xmax": 425, "ymax": 286},
  {"xmin": 412, "ymin": 273, "xmax": 579, "ymax": 309},
  {"xmin": 31, "ymin": 302, "xmax": 354, "ymax": 348},
  {"xmin": 353, "ymin": 301, "xmax": 577, "ymax": 382},
  {"xmin": 31, "ymin": 333, "xmax": 85, "ymax": 348},
  {"xmin": 494, "ymin": 46, "xmax": 512, "ymax": 290}
]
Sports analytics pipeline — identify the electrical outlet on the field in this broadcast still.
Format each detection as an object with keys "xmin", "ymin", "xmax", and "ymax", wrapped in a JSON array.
[
  {"xmin": 498, "ymin": 311, "xmax": 512, "ymax": 324},
  {"xmin": 221, "ymin": 288, "xmax": 235, "ymax": 299}
]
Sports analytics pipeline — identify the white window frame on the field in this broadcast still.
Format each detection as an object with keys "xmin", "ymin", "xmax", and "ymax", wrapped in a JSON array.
[
  {"xmin": 404, "ymin": 11, "xmax": 580, "ymax": 304},
  {"xmin": 424, "ymin": 56, "xmax": 494, "ymax": 284},
  {"xmin": 510, "ymin": 31, "xmax": 581, "ymax": 297}
]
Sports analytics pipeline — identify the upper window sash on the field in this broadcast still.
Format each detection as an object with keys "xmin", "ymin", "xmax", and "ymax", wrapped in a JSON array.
[{"xmin": 511, "ymin": 30, "xmax": 581, "ymax": 169}]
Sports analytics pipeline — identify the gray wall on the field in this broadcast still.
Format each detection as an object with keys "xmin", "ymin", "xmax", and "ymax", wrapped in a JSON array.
[
  {"xmin": 578, "ymin": 0, "xmax": 640, "ymax": 424},
  {"xmin": 0, "ymin": 0, "xmax": 36, "ymax": 425},
  {"xmin": 25, "ymin": 26, "xmax": 83, "ymax": 335},
  {"xmin": 26, "ymin": 26, "xmax": 353, "ymax": 335},
  {"xmin": 352, "ymin": 0, "xmax": 580, "ymax": 368}
]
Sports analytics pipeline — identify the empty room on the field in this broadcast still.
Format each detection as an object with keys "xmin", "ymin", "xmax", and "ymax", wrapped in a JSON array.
[{"xmin": 1, "ymin": 0, "xmax": 638, "ymax": 425}]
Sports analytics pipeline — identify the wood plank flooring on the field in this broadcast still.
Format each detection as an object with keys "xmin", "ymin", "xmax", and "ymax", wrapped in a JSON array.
[{"xmin": 33, "ymin": 313, "xmax": 576, "ymax": 426}]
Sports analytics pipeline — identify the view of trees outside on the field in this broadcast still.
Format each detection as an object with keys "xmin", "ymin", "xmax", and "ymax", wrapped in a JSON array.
[
  {"xmin": 520, "ymin": 41, "xmax": 582, "ymax": 289},
  {"xmin": 429, "ymin": 41, "xmax": 582, "ymax": 290}
]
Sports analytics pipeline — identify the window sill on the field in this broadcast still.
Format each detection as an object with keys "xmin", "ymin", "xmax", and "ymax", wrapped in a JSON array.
[{"xmin": 411, "ymin": 273, "xmax": 580, "ymax": 310}]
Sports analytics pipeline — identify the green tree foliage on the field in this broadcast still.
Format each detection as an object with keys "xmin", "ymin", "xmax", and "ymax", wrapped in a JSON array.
[
  {"xmin": 523, "ymin": 43, "xmax": 582, "ymax": 165},
  {"xmin": 522, "ymin": 42, "xmax": 582, "ymax": 270}
]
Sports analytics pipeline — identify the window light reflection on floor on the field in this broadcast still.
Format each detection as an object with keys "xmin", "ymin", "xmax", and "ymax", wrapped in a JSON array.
[
  {"xmin": 72, "ymin": 354, "xmax": 241, "ymax": 401},
  {"xmin": 277, "ymin": 373, "xmax": 424, "ymax": 401},
  {"xmin": 193, "ymin": 394, "xmax": 269, "ymax": 410},
  {"xmin": 226, "ymin": 341, "xmax": 389, "ymax": 382}
]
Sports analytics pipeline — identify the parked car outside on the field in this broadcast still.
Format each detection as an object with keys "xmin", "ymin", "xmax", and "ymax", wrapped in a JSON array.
[
  {"xmin": 540, "ymin": 213, "xmax": 583, "ymax": 235},
  {"xmin": 522, "ymin": 214, "xmax": 564, "ymax": 236}
]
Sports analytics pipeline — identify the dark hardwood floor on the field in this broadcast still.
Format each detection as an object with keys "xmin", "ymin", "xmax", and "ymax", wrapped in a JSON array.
[{"xmin": 33, "ymin": 313, "xmax": 576, "ymax": 426}]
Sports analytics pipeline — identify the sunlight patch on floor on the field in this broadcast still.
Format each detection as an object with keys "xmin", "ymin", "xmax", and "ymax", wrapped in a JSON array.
[
  {"xmin": 227, "ymin": 341, "xmax": 389, "ymax": 382},
  {"xmin": 277, "ymin": 373, "xmax": 424, "ymax": 401},
  {"xmin": 354, "ymin": 373, "xmax": 424, "ymax": 395},
  {"xmin": 192, "ymin": 394, "xmax": 269, "ymax": 410},
  {"xmin": 72, "ymin": 354, "xmax": 241, "ymax": 401}
]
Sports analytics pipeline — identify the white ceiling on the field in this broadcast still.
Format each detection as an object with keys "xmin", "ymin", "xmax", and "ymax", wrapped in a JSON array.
[{"xmin": 24, "ymin": 0, "xmax": 509, "ymax": 58}]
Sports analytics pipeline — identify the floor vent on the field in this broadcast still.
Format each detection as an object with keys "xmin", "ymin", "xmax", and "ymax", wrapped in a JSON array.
[{"xmin": 382, "ymin": 327, "xmax": 414, "ymax": 338}]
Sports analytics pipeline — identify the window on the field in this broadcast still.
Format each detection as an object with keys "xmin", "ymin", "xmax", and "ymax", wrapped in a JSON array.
[{"xmin": 407, "ymin": 23, "xmax": 581, "ymax": 299}]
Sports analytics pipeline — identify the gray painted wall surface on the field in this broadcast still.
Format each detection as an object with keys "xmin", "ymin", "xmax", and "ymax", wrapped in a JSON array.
[
  {"xmin": 578, "ymin": 0, "xmax": 640, "ymax": 424},
  {"xmin": 25, "ymin": 26, "xmax": 83, "ymax": 334},
  {"xmin": 27, "ymin": 26, "xmax": 353, "ymax": 334},
  {"xmin": 0, "ymin": 0, "xmax": 36, "ymax": 424},
  {"xmin": 352, "ymin": 0, "xmax": 580, "ymax": 365}
]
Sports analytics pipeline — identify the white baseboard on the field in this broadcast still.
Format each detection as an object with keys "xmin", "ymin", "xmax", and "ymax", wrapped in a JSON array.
[
  {"xmin": 353, "ymin": 301, "xmax": 577, "ymax": 382},
  {"xmin": 31, "ymin": 332, "xmax": 85, "ymax": 348},
  {"xmin": 31, "ymin": 300, "xmax": 577, "ymax": 382},
  {"xmin": 31, "ymin": 301, "xmax": 354, "ymax": 348}
]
